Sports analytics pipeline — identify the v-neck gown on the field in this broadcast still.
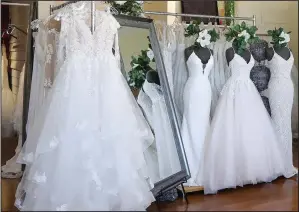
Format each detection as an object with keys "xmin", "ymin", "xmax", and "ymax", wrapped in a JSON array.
[
  {"xmin": 202, "ymin": 53, "xmax": 285, "ymax": 194},
  {"xmin": 181, "ymin": 52, "xmax": 214, "ymax": 186},
  {"xmin": 268, "ymin": 50, "xmax": 298, "ymax": 178}
]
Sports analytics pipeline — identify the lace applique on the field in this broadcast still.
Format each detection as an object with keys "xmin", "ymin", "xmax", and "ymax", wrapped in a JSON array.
[
  {"xmin": 44, "ymin": 79, "xmax": 52, "ymax": 88},
  {"xmin": 46, "ymin": 44, "xmax": 54, "ymax": 64},
  {"xmin": 33, "ymin": 171, "xmax": 47, "ymax": 183},
  {"xmin": 56, "ymin": 204, "xmax": 68, "ymax": 211},
  {"xmin": 49, "ymin": 136, "xmax": 59, "ymax": 148},
  {"xmin": 23, "ymin": 152, "xmax": 34, "ymax": 163}
]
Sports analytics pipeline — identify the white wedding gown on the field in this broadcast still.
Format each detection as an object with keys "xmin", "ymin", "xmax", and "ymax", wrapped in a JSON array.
[
  {"xmin": 181, "ymin": 51, "xmax": 213, "ymax": 186},
  {"xmin": 2, "ymin": 44, "xmax": 15, "ymax": 138},
  {"xmin": 15, "ymin": 9, "xmax": 155, "ymax": 211},
  {"xmin": 1, "ymin": 65, "xmax": 25, "ymax": 178},
  {"xmin": 141, "ymin": 80, "xmax": 181, "ymax": 180},
  {"xmin": 267, "ymin": 49, "xmax": 298, "ymax": 178},
  {"xmin": 202, "ymin": 52, "xmax": 285, "ymax": 194}
]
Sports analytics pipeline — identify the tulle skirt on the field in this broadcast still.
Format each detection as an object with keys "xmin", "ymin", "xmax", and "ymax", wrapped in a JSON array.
[
  {"xmin": 15, "ymin": 54, "xmax": 155, "ymax": 211},
  {"xmin": 202, "ymin": 77, "xmax": 285, "ymax": 194}
]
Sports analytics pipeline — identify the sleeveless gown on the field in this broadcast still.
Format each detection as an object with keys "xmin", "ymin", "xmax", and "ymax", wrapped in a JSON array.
[
  {"xmin": 15, "ymin": 10, "xmax": 155, "ymax": 211},
  {"xmin": 267, "ymin": 50, "xmax": 298, "ymax": 178},
  {"xmin": 202, "ymin": 52, "xmax": 285, "ymax": 194},
  {"xmin": 141, "ymin": 80, "xmax": 181, "ymax": 180},
  {"xmin": 181, "ymin": 51, "xmax": 213, "ymax": 186}
]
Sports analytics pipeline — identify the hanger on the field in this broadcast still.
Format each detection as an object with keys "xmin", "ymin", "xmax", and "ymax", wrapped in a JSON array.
[{"xmin": 1, "ymin": 26, "xmax": 18, "ymax": 39}]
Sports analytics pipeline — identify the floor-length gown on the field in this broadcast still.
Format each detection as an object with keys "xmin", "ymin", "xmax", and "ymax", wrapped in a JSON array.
[
  {"xmin": 181, "ymin": 52, "xmax": 213, "ymax": 186},
  {"xmin": 15, "ymin": 9, "xmax": 155, "ymax": 211},
  {"xmin": 142, "ymin": 80, "xmax": 181, "ymax": 179},
  {"xmin": 202, "ymin": 51, "xmax": 285, "ymax": 194},
  {"xmin": 1, "ymin": 65, "xmax": 25, "ymax": 178},
  {"xmin": 2, "ymin": 44, "xmax": 15, "ymax": 138},
  {"xmin": 267, "ymin": 49, "xmax": 298, "ymax": 178}
]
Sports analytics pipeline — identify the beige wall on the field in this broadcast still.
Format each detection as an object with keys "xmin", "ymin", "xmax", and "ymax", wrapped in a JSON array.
[{"xmin": 235, "ymin": 1, "xmax": 298, "ymax": 66}]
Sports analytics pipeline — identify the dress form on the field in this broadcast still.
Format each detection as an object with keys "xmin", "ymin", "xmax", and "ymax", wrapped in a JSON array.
[
  {"xmin": 226, "ymin": 46, "xmax": 251, "ymax": 65},
  {"xmin": 146, "ymin": 70, "xmax": 160, "ymax": 85},
  {"xmin": 185, "ymin": 45, "xmax": 213, "ymax": 65},
  {"xmin": 266, "ymin": 46, "xmax": 291, "ymax": 61},
  {"xmin": 249, "ymin": 40, "xmax": 271, "ymax": 115}
]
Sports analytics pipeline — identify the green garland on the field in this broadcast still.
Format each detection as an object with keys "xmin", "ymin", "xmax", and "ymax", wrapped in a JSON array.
[
  {"xmin": 224, "ymin": 1, "xmax": 235, "ymax": 26},
  {"xmin": 106, "ymin": 0, "xmax": 144, "ymax": 17},
  {"xmin": 225, "ymin": 21, "xmax": 259, "ymax": 54},
  {"xmin": 267, "ymin": 27, "xmax": 291, "ymax": 49},
  {"xmin": 184, "ymin": 21, "xmax": 220, "ymax": 47},
  {"xmin": 127, "ymin": 36, "xmax": 155, "ymax": 89}
]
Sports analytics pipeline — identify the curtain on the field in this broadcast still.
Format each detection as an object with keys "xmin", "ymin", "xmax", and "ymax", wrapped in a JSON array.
[{"xmin": 181, "ymin": 0, "xmax": 219, "ymax": 24}]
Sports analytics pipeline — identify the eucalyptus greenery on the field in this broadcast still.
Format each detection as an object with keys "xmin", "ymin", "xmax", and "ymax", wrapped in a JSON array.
[
  {"xmin": 127, "ymin": 36, "xmax": 155, "ymax": 89},
  {"xmin": 267, "ymin": 27, "xmax": 291, "ymax": 49},
  {"xmin": 225, "ymin": 21, "xmax": 259, "ymax": 54},
  {"xmin": 184, "ymin": 20, "xmax": 220, "ymax": 47},
  {"xmin": 106, "ymin": 0, "xmax": 144, "ymax": 17}
]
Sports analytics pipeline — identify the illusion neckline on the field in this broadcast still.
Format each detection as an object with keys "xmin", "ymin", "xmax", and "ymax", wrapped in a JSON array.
[
  {"xmin": 187, "ymin": 51, "xmax": 214, "ymax": 71},
  {"xmin": 74, "ymin": 11, "xmax": 116, "ymax": 39}
]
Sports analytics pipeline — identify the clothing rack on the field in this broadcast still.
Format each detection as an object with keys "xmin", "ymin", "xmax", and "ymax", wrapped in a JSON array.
[
  {"xmin": 144, "ymin": 11, "xmax": 256, "ymax": 26},
  {"xmin": 1, "ymin": 2, "xmax": 30, "ymax": 6}
]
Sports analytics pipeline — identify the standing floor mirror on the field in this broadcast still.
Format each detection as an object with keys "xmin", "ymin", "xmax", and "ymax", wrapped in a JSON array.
[{"xmin": 115, "ymin": 14, "xmax": 190, "ymax": 197}]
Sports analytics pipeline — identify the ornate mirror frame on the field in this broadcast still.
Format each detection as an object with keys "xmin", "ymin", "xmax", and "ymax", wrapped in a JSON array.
[{"xmin": 115, "ymin": 14, "xmax": 190, "ymax": 197}]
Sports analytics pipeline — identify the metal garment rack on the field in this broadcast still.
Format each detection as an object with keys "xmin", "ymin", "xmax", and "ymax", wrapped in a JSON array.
[
  {"xmin": 144, "ymin": 11, "xmax": 256, "ymax": 26},
  {"xmin": 1, "ymin": 2, "xmax": 30, "ymax": 7}
]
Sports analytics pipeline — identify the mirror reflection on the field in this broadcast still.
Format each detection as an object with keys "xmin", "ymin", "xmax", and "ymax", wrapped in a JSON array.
[{"xmin": 118, "ymin": 26, "xmax": 182, "ymax": 185}]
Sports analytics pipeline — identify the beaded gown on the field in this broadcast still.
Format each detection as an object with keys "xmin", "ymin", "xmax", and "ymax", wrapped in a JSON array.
[
  {"xmin": 15, "ymin": 8, "xmax": 155, "ymax": 211},
  {"xmin": 267, "ymin": 48, "xmax": 298, "ymax": 178},
  {"xmin": 202, "ymin": 50, "xmax": 285, "ymax": 194}
]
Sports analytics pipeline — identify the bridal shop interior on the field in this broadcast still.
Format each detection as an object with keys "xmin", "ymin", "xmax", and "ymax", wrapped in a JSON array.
[{"xmin": 1, "ymin": 1, "xmax": 298, "ymax": 211}]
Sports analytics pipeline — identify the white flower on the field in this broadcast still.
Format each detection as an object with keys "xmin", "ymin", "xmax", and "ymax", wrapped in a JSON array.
[
  {"xmin": 279, "ymin": 31, "xmax": 290, "ymax": 44},
  {"xmin": 238, "ymin": 30, "xmax": 250, "ymax": 42},
  {"xmin": 132, "ymin": 63, "xmax": 139, "ymax": 69},
  {"xmin": 147, "ymin": 48, "xmax": 154, "ymax": 60},
  {"xmin": 129, "ymin": 82, "xmax": 135, "ymax": 87},
  {"xmin": 115, "ymin": 1, "xmax": 126, "ymax": 5},
  {"xmin": 196, "ymin": 29, "xmax": 211, "ymax": 47}
]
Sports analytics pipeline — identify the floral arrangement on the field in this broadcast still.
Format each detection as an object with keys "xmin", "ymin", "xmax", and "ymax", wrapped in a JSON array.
[
  {"xmin": 127, "ymin": 36, "xmax": 155, "ymax": 89},
  {"xmin": 267, "ymin": 27, "xmax": 291, "ymax": 49},
  {"xmin": 225, "ymin": 21, "xmax": 259, "ymax": 54},
  {"xmin": 185, "ymin": 21, "xmax": 220, "ymax": 47},
  {"xmin": 106, "ymin": 0, "xmax": 144, "ymax": 17}
]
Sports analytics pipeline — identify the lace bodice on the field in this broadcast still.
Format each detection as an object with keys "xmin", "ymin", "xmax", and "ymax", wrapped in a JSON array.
[
  {"xmin": 186, "ymin": 52, "xmax": 214, "ymax": 78},
  {"xmin": 229, "ymin": 53, "xmax": 254, "ymax": 80},
  {"xmin": 60, "ymin": 10, "xmax": 120, "ymax": 57},
  {"xmin": 268, "ymin": 51, "xmax": 294, "ymax": 80}
]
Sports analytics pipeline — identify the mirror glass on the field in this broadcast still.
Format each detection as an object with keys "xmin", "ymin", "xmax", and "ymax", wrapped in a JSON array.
[{"xmin": 118, "ymin": 26, "xmax": 182, "ymax": 186}]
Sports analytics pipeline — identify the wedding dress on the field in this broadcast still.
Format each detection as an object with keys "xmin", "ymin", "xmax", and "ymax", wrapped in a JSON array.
[
  {"xmin": 15, "ymin": 7, "xmax": 155, "ymax": 211},
  {"xmin": 137, "ymin": 89, "xmax": 159, "ymax": 185},
  {"xmin": 202, "ymin": 50, "xmax": 285, "ymax": 194},
  {"xmin": 181, "ymin": 51, "xmax": 214, "ymax": 186},
  {"xmin": 209, "ymin": 36, "xmax": 232, "ymax": 118},
  {"xmin": 2, "ymin": 44, "xmax": 15, "ymax": 138},
  {"xmin": 267, "ymin": 49, "xmax": 298, "ymax": 178},
  {"xmin": 142, "ymin": 80, "xmax": 181, "ymax": 179},
  {"xmin": 1, "ymin": 64, "xmax": 25, "ymax": 178}
]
